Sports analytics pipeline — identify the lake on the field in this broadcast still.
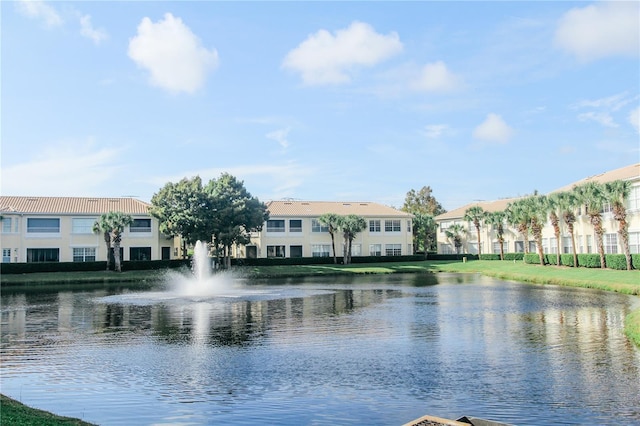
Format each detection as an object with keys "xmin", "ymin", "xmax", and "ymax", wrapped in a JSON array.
[{"xmin": 1, "ymin": 272, "xmax": 639, "ymax": 425}]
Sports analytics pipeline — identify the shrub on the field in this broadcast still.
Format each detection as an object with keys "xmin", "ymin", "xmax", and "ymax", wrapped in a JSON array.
[{"xmin": 577, "ymin": 254, "xmax": 600, "ymax": 268}]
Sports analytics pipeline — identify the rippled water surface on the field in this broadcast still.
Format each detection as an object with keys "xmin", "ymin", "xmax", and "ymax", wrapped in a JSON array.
[{"xmin": 1, "ymin": 273, "xmax": 639, "ymax": 425}]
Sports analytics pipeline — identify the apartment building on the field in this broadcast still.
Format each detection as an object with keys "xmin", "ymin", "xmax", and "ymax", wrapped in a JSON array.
[
  {"xmin": 237, "ymin": 200, "xmax": 414, "ymax": 259},
  {"xmin": 434, "ymin": 163, "xmax": 640, "ymax": 256},
  {"xmin": 0, "ymin": 196, "xmax": 176, "ymax": 263}
]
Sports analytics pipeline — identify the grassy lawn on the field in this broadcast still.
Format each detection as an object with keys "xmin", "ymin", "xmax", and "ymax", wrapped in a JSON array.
[{"xmin": 0, "ymin": 394, "xmax": 96, "ymax": 426}]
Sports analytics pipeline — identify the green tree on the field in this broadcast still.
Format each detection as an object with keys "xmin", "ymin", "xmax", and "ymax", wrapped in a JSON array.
[
  {"xmin": 463, "ymin": 205, "xmax": 486, "ymax": 256},
  {"xmin": 526, "ymin": 195, "xmax": 548, "ymax": 266},
  {"xmin": 604, "ymin": 179, "xmax": 632, "ymax": 270},
  {"xmin": 338, "ymin": 214, "xmax": 367, "ymax": 264},
  {"xmin": 556, "ymin": 190, "xmax": 580, "ymax": 267},
  {"xmin": 546, "ymin": 193, "xmax": 564, "ymax": 266},
  {"xmin": 444, "ymin": 223, "xmax": 466, "ymax": 254},
  {"xmin": 401, "ymin": 186, "xmax": 446, "ymax": 253},
  {"xmin": 412, "ymin": 213, "xmax": 436, "ymax": 259},
  {"xmin": 575, "ymin": 182, "xmax": 607, "ymax": 269},
  {"xmin": 149, "ymin": 176, "xmax": 213, "ymax": 258},
  {"xmin": 205, "ymin": 173, "xmax": 269, "ymax": 269},
  {"xmin": 485, "ymin": 210, "xmax": 506, "ymax": 260},
  {"xmin": 107, "ymin": 212, "xmax": 133, "ymax": 272},
  {"xmin": 318, "ymin": 212, "xmax": 341, "ymax": 264},
  {"xmin": 506, "ymin": 198, "xmax": 532, "ymax": 257},
  {"xmin": 93, "ymin": 213, "xmax": 114, "ymax": 271}
]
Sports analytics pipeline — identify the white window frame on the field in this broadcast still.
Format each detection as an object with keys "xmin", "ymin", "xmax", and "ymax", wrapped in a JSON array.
[
  {"xmin": 311, "ymin": 244, "xmax": 331, "ymax": 257},
  {"xmin": 311, "ymin": 219, "xmax": 329, "ymax": 233},
  {"xmin": 369, "ymin": 244, "xmax": 382, "ymax": 256},
  {"xmin": 369, "ymin": 220, "xmax": 381, "ymax": 233},
  {"xmin": 73, "ymin": 247, "xmax": 96, "ymax": 262},
  {"xmin": 385, "ymin": 219, "xmax": 401, "ymax": 233},
  {"xmin": 72, "ymin": 218, "xmax": 96, "ymax": 234},
  {"xmin": 604, "ymin": 233, "xmax": 618, "ymax": 254},
  {"xmin": 267, "ymin": 220, "xmax": 285, "ymax": 233},
  {"xmin": 629, "ymin": 232, "xmax": 640, "ymax": 254},
  {"xmin": 385, "ymin": 244, "xmax": 402, "ymax": 256}
]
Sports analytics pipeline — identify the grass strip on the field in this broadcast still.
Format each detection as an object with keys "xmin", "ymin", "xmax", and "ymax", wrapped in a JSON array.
[{"xmin": 0, "ymin": 394, "xmax": 96, "ymax": 426}]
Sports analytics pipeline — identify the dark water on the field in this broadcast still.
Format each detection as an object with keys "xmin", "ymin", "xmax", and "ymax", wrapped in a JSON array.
[{"xmin": 1, "ymin": 273, "xmax": 639, "ymax": 425}]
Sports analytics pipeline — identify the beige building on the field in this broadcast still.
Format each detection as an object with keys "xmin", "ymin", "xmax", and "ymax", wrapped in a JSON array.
[
  {"xmin": 238, "ymin": 200, "xmax": 414, "ymax": 259},
  {"xmin": 0, "ymin": 196, "xmax": 176, "ymax": 263},
  {"xmin": 435, "ymin": 163, "xmax": 640, "ymax": 256}
]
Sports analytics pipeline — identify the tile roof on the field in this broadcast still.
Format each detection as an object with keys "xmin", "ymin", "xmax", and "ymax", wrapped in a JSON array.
[
  {"xmin": 436, "ymin": 163, "xmax": 640, "ymax": 221},
  {"xmin": 0, "ymin": 196, "xmax": 151, "ymax": 215},
  {"xmin": 266, "ymin": 200, "xmax": 412, "ymax": 218}
]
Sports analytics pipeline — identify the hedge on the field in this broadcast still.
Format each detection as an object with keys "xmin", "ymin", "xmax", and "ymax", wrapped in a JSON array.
[
  {"xmin": 523, "ymin": 253, "xmax": 638, "ymax": 270},
  {"xmin": 0, "ymin": 259, "xmax": 190, "ymax": 275}
]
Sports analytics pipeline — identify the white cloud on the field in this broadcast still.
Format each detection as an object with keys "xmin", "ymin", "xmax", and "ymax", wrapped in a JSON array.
[
  {"xmin": 554, "ymin": 1, "xmax": 640, "ymax": 62},
  {"xmin": 16, "ymin": 0, "xmax": 63, "ymax": 28},
  {"xmin": 578, "ymin": 112, "xmax": 618, "ymax": 128},
  {"xmin": 411, "ymin": 61, "xmax": 461, "ymax": 92},
  {"xmin": 1, "ymin": 143, "xmax": 123, "ymax": 196},
  {"xmin": 422, "ymin": 124, "xmax": 449, "ymax": 139},
  {"xmin": 473, "ymin": 113, "xmax": 513, "ymax": 144},
  {"xmin": 128, "ymin": 13, "xmax": 219, "ymax": 94},
  {"xmin": 80, "ymin": 14, "xmax": 108, "ymax": 45},
  {"xmin": 282, "ymin": 21, "xmax": 403, "ymax": 85},
  {"xmin": 266, "ymin": 127, "xmax": 291, "ymax": 148},
  {"xmin": 630, "ymin": 107, "xmax": 640, "ymax": 133},
  {"xmin": 572, "ymin": 92, "xmax": 635, "ymax": 111}
]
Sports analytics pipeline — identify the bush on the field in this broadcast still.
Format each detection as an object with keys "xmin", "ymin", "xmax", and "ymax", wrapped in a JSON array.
[
  {"xmin": 577, "ymin": 254, "xmax": 601, "ymax": 268},
  {"xmin": 0, "ymin": 259, "xmax": 190, "ymax": 275}
]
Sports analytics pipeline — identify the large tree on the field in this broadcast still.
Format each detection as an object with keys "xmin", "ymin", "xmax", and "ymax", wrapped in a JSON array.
[
  {"xmin": 149, "ymin": 176, "xmax": 213, "ymax": 258},
  {"xmin": 484, "ymin": 210, "xmax": 506, "ymax": 260},
  {"xmin": 107, "ymin": 212, "xmax": 133, "ymax": 272},
  {"xmin": 93, "ymin": 213, "xmax": 114, "ymax": 271},
  {"xmin": 604, "ymin": 179, "xmax": 632, "ymax": 270},
  {"xmin": 318, "ymin": 212, "xmax": 341, "ymax": 264},
  {"xmin": 506, "ymin": 198, "xmax": 532, "ymax": 257},
  {"xmin": 205, "ymin": 173, "xmax": 269, "ymax": 269},
  {"xmin": 401, "ymin": 186, "xmax": 446, "ymax": 253},
  {"xmin": 546, "ymin": 193, "xmax": 564, "ymax": 266},
  {"xmin": 338, "ymin": 214, "xmax": 367, "ymax": 264},
  {"xmin": 412, "ymin": 213, "xmax": 436, "ymax": 259},
  {"xmin": 463, "ymin": 205, "xmax": 485, "ymax": 256},
  {"xmin": 574, "ymin": 182, "xmax": 608, "ymax": 269},
  {"xmin": 555, "ymin": 190, "xmax": 580, "ymax": 267}
]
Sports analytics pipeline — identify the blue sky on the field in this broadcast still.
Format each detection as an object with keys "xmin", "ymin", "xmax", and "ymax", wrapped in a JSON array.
[{"xmin": 2, "ymin": 1, "xmax": 639, "ymax": 211}]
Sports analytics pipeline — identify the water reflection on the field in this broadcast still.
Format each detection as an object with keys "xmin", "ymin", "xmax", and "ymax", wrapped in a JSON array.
[{"xmin": 1, "ymin": 274, "xmax": 639, "ymax": 426}]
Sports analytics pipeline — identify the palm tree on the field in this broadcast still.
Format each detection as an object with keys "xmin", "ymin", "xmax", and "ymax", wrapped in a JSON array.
[
  {"xmin": 546, "ymin": 193, "xmax": 564, "ymax": 266},
  {"xmin": 108, "ymin": 212, "xmax": 133, "ymax": 272},
  {"xmin": 444, "ymin": 223, "xmax": 466, "ymax": 255},
  {"xmin": 338, "ymin": 214, "xmax": 367, "ymax": 264},
  {"xmin": 318, "ymin": 213, "xmax": 341, "ymax": 264},
  {"xmin": 557, "ymin": 190, "xmax": 580, "ymax": 267},
  {"xmin": 463, "ymin": 205, "xmax": 485, "ymax": 257},
  {"xmin": 506, "ymin": 199, "xmax": 532, "ymax": 257},
  {"xmin": 604, "ymin": 179, "xmax": 632, "ymax": 270},
  {"xmin": 93, "ymin": 214, "xmax": 114, "ymax": 271},
  {"xmin": 485, "ymin": 210, "xmax": 506, "ymax": 260},
  {"xmin": 574, "ymin": 182, "xmax": 607, "ymax": 269},
  {"xmin": 526, "ymin": 195, "xmax": 548, "ymax": 266}
]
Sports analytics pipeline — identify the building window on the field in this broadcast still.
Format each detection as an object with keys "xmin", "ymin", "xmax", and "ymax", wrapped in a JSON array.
[
  {"xmin": 73, "ymin": 247, "xmax": 96, "ymax": 262},
  {"xmin": 407, "ymin": 220, "xmax": 412, "ymax": 233},
  {"xmin": 514, "ymin": 241, "xmax": 524, "ymax": 253},
  {"xmin": 629, "ymin": 232, "xmax": 640, "ymax": 254},
  {"xmin": 440, "ymin": 221, "xmax": 451, "ymax": 232},
  {"xmin": 27, "ymin": 218, "xmax": 60, "ymax": 233},
  {"xmin": 351, "ymin": 244, "xmax": 362, "ymax": 257},
  {"xmin": 441, "ymin": 244, "xmax": 454, "ymax": 255},
  {"xmin": 385, "ymin": 220, "xmax": 401, "ymax": 232},
  {"xmin": 563, "ymin": 237, "xmax": 572, "ymax": 254},
  {"xmin": 130, "ymin": 247, "xmax": 151, "ymax": 261},
  {"xmin": 266, "ymin": 220, "xmax": 285, "ymax": 233},
  {"xmin": 267, "ymin": 245, "xmax": 285, "ymax": 258},
  {"xmin": 549, "ymin": 237, "xmax": 557, "ymax": 254},
  {"xmin": 2, "ymin": 249, "xmax": 11, "ymax": 263},
  {"xmin": 528, "ymin": 241, "xmax": 537, "ymax": 253},
  {"xmin": 311, "ymin": 244, "xmax": 330, "ymax": 257},
  {"xmin": 2, "ymin": 218, "xmax": 12, "ymax": 233},
  {"xmin": 130, "ymin": 219, "xmax": 152, "ymax": 233},
  {"xmin": 369, "ymin": 220, "xmax": 381, "ymax": 232},
  {"xmin": 626, "ymin": 186, "xmax": 640, "ymax": 210},
  {"xmin": 290, "ymin": 245, "xmax": 303, "ymax": 258},
  {"xmin": 72, "ymin": 218, "xmax": 95, "ymax": 234},
  {"xmin": 311, "ymin": 219, "xmax": 328, "ymax": 233},
  {"xmin": 369, "ymin": 244, "xmax": 382, "ymax": 256},
  {"xmin": 289, "ymin": 220, "xmax": 302, "ymax": 232},
  {"xmin": 27, "ymin": 248, "xmax": 59, "ymax": 262},
  {"xmin": 385, "ymin": 244, "xmax": 402, "ymax": 256},
  {"xmin": 605, "ymin": 233, "xmax": 618, "ymax": 254},
  {"xmin": 492, "ymin": 242, "xmax": 508, "ymax": 254},
  {"xmin": 601, "ymin": 202, "xmax": 613, "ymax": 214}
]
